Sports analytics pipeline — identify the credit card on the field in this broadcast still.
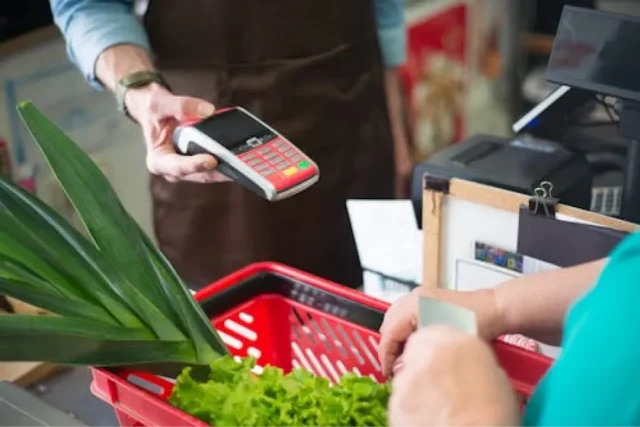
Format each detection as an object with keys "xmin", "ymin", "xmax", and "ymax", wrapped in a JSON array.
[{"xmin": 418, "ymin": 296, "xmax": 478, "ymax": 336}]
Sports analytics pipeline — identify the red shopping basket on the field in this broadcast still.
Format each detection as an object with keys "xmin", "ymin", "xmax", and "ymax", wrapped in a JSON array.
[{"xmin": 89, "ymin": 262, "xmax": 553, "ymax": 427}]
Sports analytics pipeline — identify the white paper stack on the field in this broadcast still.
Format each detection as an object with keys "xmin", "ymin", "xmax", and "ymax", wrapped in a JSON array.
[{"xmin": 346, "ymin": 200, "xmax": 422, "ymax": 303}]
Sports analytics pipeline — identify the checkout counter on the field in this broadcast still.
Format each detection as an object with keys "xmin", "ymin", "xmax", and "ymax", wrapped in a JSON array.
[{"xmin": 0, "ymin": 381, "xmax": 86, "ymax": 426}]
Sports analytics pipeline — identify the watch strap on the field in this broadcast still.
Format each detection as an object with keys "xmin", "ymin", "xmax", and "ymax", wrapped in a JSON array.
[{"xmin": 116, "ymin": 70, "xmax": 170, "ymax": 120}]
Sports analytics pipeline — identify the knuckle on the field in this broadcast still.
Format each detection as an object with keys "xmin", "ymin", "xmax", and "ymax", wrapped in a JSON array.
[
  {"xmin": 176, "ymin": 161, "xmax": 196, "ymax": 177},
  {"xmin": 144, "ymin": 94, "xmax": 163, "ymax": 117},
  {"xmin": 146, "ymin": 156, "xmax": 160, "ymax": 175}
]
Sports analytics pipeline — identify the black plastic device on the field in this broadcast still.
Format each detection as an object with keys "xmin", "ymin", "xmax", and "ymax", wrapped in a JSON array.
[
  {"xmin": 410, "ymin": 134, "xmax": 592, "ymax": 227},
  {"xmin": 546, "ymin": 6, "xmax": 640, "ymax": 104},
  {"xmin": 173, "ymin": 106, "xmax": 319, "ymax": 201},
  {"xmin": 546, "ymin": 6, "xmax": 640, "ymax": 223}
]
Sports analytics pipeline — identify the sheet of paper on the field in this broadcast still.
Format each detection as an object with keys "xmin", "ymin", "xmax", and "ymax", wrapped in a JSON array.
[
  {"xmin": 346, "ymin": 200, "xmax": 422, "ymax": 300},
  {"xmin": 418, "ymin": 297, "xmax": 478, "ymax": 336}
]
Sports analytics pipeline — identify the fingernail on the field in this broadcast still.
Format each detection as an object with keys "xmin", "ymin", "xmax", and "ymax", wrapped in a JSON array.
[
  {"xmin": 200, "ymin": 159, "xmax": 216, "ymax": 170},
  {"xmin": 197, "ymin": 103, "xmax": 215, "ymax": 117}
]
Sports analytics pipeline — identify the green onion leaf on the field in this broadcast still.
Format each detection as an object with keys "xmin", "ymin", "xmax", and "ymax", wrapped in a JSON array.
[
  {"xmin": 0, "ymin": 315, "xmax": 197, "ymax": 366},
  {"xmin": 0, "ymin": 100, "xmax": 229, "ymax": 372}
]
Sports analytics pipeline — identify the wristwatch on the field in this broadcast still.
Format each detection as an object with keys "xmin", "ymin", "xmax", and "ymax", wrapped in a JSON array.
[{"xmin": 116, "ymin": 70, "xmax": 171, "ymax": 121}]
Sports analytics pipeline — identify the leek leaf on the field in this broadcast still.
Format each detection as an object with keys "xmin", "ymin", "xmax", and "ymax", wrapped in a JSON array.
[
  {"xmin": 0, "ymin": 180, "xmax": 182, "ymax": 334},
  {"xmin": 0, "ymin": 316, "xmax": 197, "ymax": 366},
  {"xmin": 0, "ymin": 212, "xmax": 147, "ymax": 329},
  {"xmin": 142, "ymin": 232, "xmax": 228, "ymax": 357},
  {"xmin": 0, "ymin": 165, "xmax": 184, "ymax": 340},
  {"xmin": 17, "ymin": 102, "xmax": 179, "ymax": 318},
  {"xmin": 0, "ymin": 101, "xmax": 229, "ymax": 371},
  {"xmin": 0, "ymin": 253, "xmax": 143, "ymax": 330},
  {"xmin": 0, "ymin": 257, "xmax": 117, "ymax": 323},
  {"xmin": 0, "ymin": 178, "xmax": 133, "ymax": 303},
  {"xmin": 0, "ymin": 277, "xmax": 116, "ymax": 324},
  {"xmin": 17, "ymin": 101, "xmax": 225, "ymax": 363},
  {"xmin": 0, "ymin": 227, "xmax": 77, "ymax": 299}
]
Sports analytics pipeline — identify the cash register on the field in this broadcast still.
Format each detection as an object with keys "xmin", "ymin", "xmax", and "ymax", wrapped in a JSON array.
[
  {"xmin": 412, "ymin": 5, "xmax": 640, "ymax": 226},
  {"xmin": 410, "ymin": 133, "xmax": 592, "ymax": 227}
]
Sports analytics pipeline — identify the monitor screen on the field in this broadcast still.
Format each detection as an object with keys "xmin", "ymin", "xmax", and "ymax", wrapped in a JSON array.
[
  {"xmin": 546, "ymin": 6, "xmax": 640, "ymax": 103},
  {"xmin": 194, "ymin": 108, "xmax": 273, "ymax": 150}
]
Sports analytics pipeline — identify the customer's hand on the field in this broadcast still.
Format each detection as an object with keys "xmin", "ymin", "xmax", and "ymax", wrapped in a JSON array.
[
  {"xmin": 388, "ymin": 325, "xmax": 519, "ymax": 426},
  {"xmin": 125, "ymin": 83, "xmax": 229, "ymax": 183},
  {"xmin": 378, "ymin": 286, "xmax": 502, "ymax": 377}
]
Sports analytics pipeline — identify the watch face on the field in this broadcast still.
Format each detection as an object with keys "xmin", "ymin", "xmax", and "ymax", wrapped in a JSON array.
[{"xmin": 194, "ymin": 108, "xmax": 276, "ymax": 152}]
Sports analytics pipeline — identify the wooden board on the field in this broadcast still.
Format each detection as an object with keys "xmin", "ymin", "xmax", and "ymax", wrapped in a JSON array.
[
  {"xmin": 6, "ymin": 297, "xmax": 49, "ymax": 316},
  {"xmin": 421, "ymin": 177, "xmax": 638, "ymax": 289},
  {"xmin": 0, "ymin": 309, "xmax": 62, "ymax": 386},
  {"xmin": 0, "ymin": 362, "xmax": 63, "ymax": 387}
]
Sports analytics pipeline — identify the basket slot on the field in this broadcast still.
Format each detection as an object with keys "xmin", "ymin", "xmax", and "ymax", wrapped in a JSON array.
[
  {"xmin": 306, "ymin": 312, "xmax": 334, "ymax": 352},
  {"xmin": 217, "ymin": 330, "xmax": 243, "ymax": 350},
  {"xmin": 320, "ymin": 317, "xmax": 348, "ymax": 358},
  {"xmin": 368, "ymin": 335, "xmax": 380, "ymax": 353},
  {"xmin": 291, "ymin": 341, "xmax": 314, "ymax": 373},
  {"xmin": 352, "ymin": 330, "xmax": 381, "ymax": 371},
  {"xmin": 239, "ymin": 311, "xmax": 254, "ymax": 324},
  {"xmin": 319, "ymin": 353, "xmax": 342, "ymax": 383},
  {"xmin": 335, "ymin": 360, "xmax": 349, "ymax": 376},
  {"xmin": 291, "ymin": 308, "xmax": 317, "ymax": 346},
  {"xmin": 335, "ymin": 324, "xmax": 365, "ymax": 365},
  {"xmin": 223, "ymin": 319, "xmax": 257, "ymax": 342},
  {"xmin": 304, "ymin": 348, "xmax": 329, "ymax": 378},
  {"xmin": 125, "ymin": 375, "xmax": 165, "ymax": 396},
  {"xmin": 247, "ymin": 347, "xmax": 262, "ymax": 359}
]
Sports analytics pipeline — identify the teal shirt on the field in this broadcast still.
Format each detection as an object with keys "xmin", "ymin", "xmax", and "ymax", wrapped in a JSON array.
[{"xmin": 523, "ymin": 232, "xmax": 640, "ymax": 426}]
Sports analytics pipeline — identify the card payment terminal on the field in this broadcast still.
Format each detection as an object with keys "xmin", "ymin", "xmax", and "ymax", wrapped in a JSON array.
[{"xmin": 173, "ymin": 106, "xmax": 319, "ymax": 201}]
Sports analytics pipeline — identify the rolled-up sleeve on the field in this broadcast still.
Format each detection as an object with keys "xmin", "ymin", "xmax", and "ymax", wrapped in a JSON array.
[
  {"xmin": 49, "ymin": 0, "xmax": 151, "ymax": 90},
  {"xmin": 374, "ymin": 0, "xmax": 407, "ymax": 67}
]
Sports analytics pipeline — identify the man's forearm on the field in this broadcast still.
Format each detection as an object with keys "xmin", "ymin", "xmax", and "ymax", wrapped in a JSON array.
[
  {"xmin": 495, "ymin": 258, "xmax": 607, "ymax": 345},
  {"xmin": 95, "ymin": 44, "xmax": 156, "ymax": 93}
]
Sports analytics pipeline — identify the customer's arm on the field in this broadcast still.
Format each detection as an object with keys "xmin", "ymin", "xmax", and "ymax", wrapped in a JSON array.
[
  {"xmin": 374, "ymin": 0, "xmax": 412, "ymax": 198},
  {"xmin": 495, "ymin": 258, "xmax": 606, "ymax": 346},
  {"xmin": 379, "ymin": 258, "xmax": 607, "ymax": 376}
]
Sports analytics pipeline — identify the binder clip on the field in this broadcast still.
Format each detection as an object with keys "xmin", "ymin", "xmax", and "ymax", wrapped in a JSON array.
[{"xmin": 528, "ymin": 181, "xmax": 558, "ymax": 217}]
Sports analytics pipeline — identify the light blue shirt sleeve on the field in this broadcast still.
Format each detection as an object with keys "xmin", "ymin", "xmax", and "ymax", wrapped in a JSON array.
[
  {"xmin": 50, "ymin": 0, "xmax": 407, "ymax": 90},
  {"xmin": 49, "ymin": 0, "xmax": 151, "ymax": 90},
  {"xmin": 374, "ymin": 0, "xmax": 408, "ymax": 67}
]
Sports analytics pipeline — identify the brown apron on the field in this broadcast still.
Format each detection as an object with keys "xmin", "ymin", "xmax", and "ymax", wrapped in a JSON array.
[{"xmin": 141, "ymin": 0, "xmax": 395, "ymax": 289}]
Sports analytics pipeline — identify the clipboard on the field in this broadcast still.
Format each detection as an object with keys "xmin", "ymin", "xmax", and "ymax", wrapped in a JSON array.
[{"xmin": 421, "ymin": 175, "xmax": 638, "ymax": 289}]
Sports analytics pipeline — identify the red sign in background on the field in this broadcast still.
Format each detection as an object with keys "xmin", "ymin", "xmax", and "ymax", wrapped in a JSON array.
[{"xmin": 399, "ymin": 2, "xmax": 469, "ymax": 163}]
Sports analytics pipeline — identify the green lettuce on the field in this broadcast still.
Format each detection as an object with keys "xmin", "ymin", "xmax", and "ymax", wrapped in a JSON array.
[{"xmin": 169, "ymin": 356, "xmax": 390, "ymax": 426}]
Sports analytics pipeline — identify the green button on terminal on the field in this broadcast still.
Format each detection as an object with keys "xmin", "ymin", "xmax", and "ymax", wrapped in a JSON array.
[{"xmin": 298, "ymin": 160, "xmax": 310, "ymax": 169}]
